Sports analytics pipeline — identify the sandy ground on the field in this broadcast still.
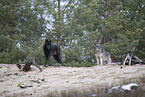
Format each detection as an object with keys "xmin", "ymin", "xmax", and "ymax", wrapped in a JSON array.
[{"xmin": 0, "ymin": 64, "xmax": 145, "ymax": 97}]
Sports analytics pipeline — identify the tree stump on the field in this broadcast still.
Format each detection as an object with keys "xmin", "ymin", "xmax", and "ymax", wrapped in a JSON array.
[
  {"xmin": 22, "ymin": 61, "xmax": 33, "ymax": 72},
  {"xmin": 16, "ymin": 60, "xmax": 42, "ymax": 72},
  {"xmin": 16, "ymin": 53, "xmax": 42, "ymax": 72}
]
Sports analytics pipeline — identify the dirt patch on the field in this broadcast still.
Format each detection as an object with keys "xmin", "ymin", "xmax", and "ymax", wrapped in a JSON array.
[{"xmin": 0, "ymin": 64, "xmax": 145, "ymax": 97}]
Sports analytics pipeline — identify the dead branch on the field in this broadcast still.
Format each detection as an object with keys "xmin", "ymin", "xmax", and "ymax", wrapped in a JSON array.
[
  {"xmin": 123, "ymin": 53, "xmax": 144, "ymax": 65},
  {"xmin": 16, "ymin": 54, "xmax": 42, "ymax": 72}
]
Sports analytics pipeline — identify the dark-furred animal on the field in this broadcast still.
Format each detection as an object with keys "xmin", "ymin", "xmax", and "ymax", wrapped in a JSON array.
[{"xmin": 43, "ymin": 39, "xmax": 63, "ymax": 67}]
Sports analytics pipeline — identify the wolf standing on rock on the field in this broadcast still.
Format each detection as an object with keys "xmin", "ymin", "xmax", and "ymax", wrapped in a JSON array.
[
  {"xmin": 43, "ymin": 39, "xmax": 63, "ymax": 67},
  {"xmin": 94, "ymin": 40, "xmax": 111, "ymax": 65}
]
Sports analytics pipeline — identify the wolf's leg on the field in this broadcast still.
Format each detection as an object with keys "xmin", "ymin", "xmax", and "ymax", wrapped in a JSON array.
[
  {"xmin": 107, "ymin": 55, "xmax": 111, "ymax": 65},
  {"xmin": 97, "ymin": 57, "xmax": 100, "ymax": 65},
  {"xmin": 95, "ymin": 55, "xmax": 99, "ymax": 65},
  {"xmin": 43, "ymin": 57, "xmax": 48, "ymax": 67},
  {"xmin": 107, "ymin": 58, "xmax": 111, "ymax": 65},
  {"xmin": 100, "ymin": 57, "xmax": 103, "ymax": 65},
  {"xmin": 48, "ymin": 55, "xmax": 51, "ymax": 66},
  {"xmin": 59, "ymin": 58, "xmax": 64, "ymax": 66},
  {"xmin": 59, "ymin": 56, "xmax": 64, "ymax": 66},
  {"xmin": 58, "ymin": 51, "xmax": 64, "ymax": 66},
  {"xmin": 53, "ymin": 55, "xmax": 64, "ymax": 66}
]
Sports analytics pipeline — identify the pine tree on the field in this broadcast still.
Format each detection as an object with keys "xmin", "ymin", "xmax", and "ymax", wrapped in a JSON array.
[{"xmin": 0, "ymin": 0, "xmax": 46, "ymax": 63}]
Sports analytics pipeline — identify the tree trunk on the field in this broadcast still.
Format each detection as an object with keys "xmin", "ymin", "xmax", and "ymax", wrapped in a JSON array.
[
  {"xmin": 57, "ymin": 0, "xmax": 61, "ymax": 46},
  {"xmin": 10, "ymin": 1, "xmax": 15, "ymax": 53}
]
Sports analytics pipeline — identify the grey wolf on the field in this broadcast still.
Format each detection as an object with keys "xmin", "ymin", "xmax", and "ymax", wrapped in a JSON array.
[
  {"xmin": 94, "ymin": 40, "xmax": 111, "ymax": 65},
  {"xmin": 43, "ymin": 39, "xmax": 63, "ymax": 67}
]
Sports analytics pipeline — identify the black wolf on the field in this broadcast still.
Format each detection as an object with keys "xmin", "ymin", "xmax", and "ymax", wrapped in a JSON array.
[
  {"xmin": 43, "ymin": 39, "xmax": 63, "ymax": 67},
  {"xmin": 94, "ymin": 40, "xmax": 111, "ymax": 65}
]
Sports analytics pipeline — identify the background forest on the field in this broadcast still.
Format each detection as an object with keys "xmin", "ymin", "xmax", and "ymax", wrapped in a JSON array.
[{"xmin": 0, "ymin": 0, "xmax": 145, "ymax": 66}]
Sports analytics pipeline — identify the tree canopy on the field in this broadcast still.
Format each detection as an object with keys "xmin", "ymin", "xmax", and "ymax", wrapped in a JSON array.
[{"xmin": 0, "ymin": 0, "xmax": 144, "ymax": 66}]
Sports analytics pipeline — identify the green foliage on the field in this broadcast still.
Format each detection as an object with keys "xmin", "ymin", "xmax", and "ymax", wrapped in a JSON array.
[
  {"xmin": 65, "ymin": 60, "xmax": 96, "ymax": 67},
  {"xmin": 0, "ymin": 0, "xmax": 144, "ymax": 65},
  {"xmin": 0, "ymin": 0, "xmax": 46, "ymax": 63}
]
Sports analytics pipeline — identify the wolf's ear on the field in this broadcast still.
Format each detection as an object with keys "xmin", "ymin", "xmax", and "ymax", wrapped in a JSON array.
[
  {"xmin": 98, "ymin": 39, "xmax": 101, "ymax": 43},
  {"xmin": 45, "ymin": 39, "xmax": 48, "ymax": 43},
  {"xmin": 48, "ymin": 40, "xmax": 51, "ymax": 44},
  {"xmin": 94, "ymin": 40, "xmax": 97, "ymax": 43}
]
